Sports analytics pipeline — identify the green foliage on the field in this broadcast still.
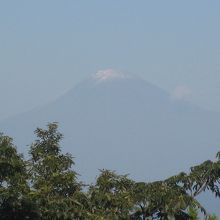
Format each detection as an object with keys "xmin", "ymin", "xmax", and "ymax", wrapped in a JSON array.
[
  {"xmin": 207, "ymin": 214, "xmax": 218, "ymax": 220},
  {"xmin": 88, "ymin": 169, "xmax": 134, "ymax": 219},
  {"xmin": 1, "ymin": 123, "xmax": 220, "ymax": 220},
  {"xmin": 132, "ymin": 180, "xmax": 202, "ymax": 219},
  {"xmin": 0, "ymin": 133, "xmax": 26, "ymax": 188},
  {"xmin": 188, "ymin": 207, "xmax": 199, "ymax": 220},
  {"xmin": 28, "ymin": 123, "xmax": 87, "ymax": 219},
  {"xmin": 0, "ymin": 133, "xmax": 40, "ymax": 219}
]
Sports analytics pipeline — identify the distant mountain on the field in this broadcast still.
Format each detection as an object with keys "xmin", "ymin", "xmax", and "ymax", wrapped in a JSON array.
[{"xmin": 1, "ymin": 70, "xmax": 220, "ymax": 213}]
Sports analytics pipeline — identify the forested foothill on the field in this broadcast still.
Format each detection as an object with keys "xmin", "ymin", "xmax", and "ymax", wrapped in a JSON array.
[{"xmin": 0, "ymin": 123, "xmax": 219, "ymax": 220}]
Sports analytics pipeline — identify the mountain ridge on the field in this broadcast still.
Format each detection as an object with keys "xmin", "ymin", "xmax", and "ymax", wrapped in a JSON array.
[{"xmin": 1, "ymin": 74, "xmax": 219, "ymax": 180}]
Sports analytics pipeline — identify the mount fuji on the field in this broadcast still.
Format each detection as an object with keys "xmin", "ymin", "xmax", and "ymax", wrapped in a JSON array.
[{"xmin": 1, "ymin": 70, "xmax": 220, "ymax": 183}]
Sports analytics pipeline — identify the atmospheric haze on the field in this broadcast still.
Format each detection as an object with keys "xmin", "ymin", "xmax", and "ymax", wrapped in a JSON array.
[
  {"xmin": 1, "ymin": 70, "xmax": 220, "ymax": 214},
  {"xmin": 1, "ymin": 71, "xmax": 220, "ymax": 180}
]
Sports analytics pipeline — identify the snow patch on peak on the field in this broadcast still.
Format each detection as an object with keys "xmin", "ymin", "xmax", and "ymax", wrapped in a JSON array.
[{"xmin": 93, "ymin": 69, "xmax": 130, "ymax": 82}]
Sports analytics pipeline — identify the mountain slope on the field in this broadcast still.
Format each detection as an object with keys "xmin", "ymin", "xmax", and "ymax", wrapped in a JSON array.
[
  {"xmin": 2, "ymin": 71, "xmax": 220, "ymax": 214},
  {"xmin": 1, "ymin": 72, "xmax": 220, "ymax": 182}
]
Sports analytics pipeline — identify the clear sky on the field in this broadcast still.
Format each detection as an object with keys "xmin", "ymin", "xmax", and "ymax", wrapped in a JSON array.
[{"xmin": 0, "ymin": 0, "xmax": 220, "ymax": 120}]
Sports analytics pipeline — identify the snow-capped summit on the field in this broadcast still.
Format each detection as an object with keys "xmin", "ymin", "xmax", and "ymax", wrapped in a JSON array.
[{"xmin": 93, "ymin": 69, "xmax": 131, "ymax": 82}]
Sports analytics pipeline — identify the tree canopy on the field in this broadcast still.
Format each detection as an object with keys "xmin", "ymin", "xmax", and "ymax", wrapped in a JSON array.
[{"xmin": 0, "ymin": 123, "xmax": 220, "ymax": 220}]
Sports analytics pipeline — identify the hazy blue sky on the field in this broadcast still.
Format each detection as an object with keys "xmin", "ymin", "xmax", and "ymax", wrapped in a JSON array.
[{"xmin": 0, "ymin": 1, "xmax": 220, "ymax": 120}]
